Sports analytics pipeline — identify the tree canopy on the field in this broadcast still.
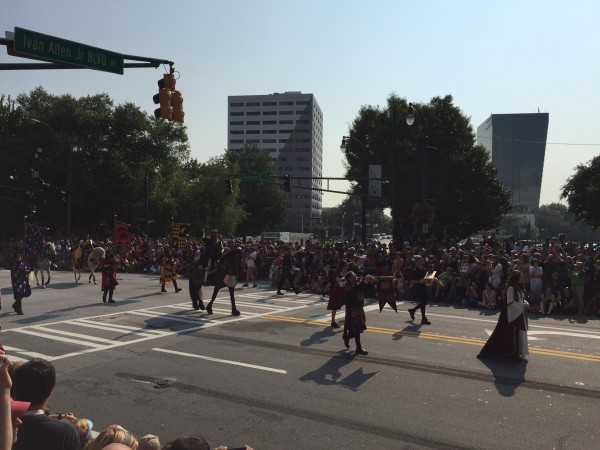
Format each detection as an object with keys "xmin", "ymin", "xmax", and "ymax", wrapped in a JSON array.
[
  {"xmin": 343, "ymin": 94, "xmax": 511, "ymax": 240},
  {"xmin": 0, "ymin": 88, "xmax": 285, "ymax": 239},
  {"xmin": 561, "ymin": 155, "xmax": 600, "ymax": 229}
]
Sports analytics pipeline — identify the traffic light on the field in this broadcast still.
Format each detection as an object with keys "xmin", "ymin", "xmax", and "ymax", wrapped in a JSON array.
[
  {"xmin": 225, "ymin": 177, "xmax": 233, "ymax": 195},
  {"xmin": 171, "ymin": 90, "xmax": 184, "ymax": 123},
  {"xmin": 153, "ymin": 72, "xmax": 176, "ymax": 120},
  {"xmin": 284, "ymin": 174, "xmax": 291, "ymax": 192}
]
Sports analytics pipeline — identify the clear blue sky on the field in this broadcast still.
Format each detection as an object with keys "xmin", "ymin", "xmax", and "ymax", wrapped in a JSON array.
[{"xmin": 3, "ymin": 0, "xmax": 599, "ymax": 208}]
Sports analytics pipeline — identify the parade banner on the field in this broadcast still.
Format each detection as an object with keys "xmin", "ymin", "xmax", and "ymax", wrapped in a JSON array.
[
  {"xmin": 171, "ymin": 222, "xmax": 189, "ymax": 249},
  {"xmin": 114, "ymin": 221, "xmax": 131, "ymax": 245},
  {"xmin": 24, "ymin": 223, "xmax": 46, "ymax": 259}
]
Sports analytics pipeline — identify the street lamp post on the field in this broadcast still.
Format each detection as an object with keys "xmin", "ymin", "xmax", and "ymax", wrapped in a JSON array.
[
  {"xmin": 145, "ymin": 161, "xmax": 159, "ymax": 236},
  {"xmin": 28, "ymin": 118, "xmax": 73, "ymax": 238},
  {"xmin": 341, "ymin": 136, "xmax": 368, "ymax": 245},
  {"xmin": 405, "ymin": 103, "xmax": 428, "ymax": 203},
  {"xmin": 341, "ymin": 211, "xmax": 346, "ymax": 241}
]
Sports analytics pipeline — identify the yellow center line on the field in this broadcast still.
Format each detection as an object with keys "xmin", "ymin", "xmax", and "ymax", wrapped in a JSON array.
[{"xmin": 261, "ymin": 315, "xmax": 600, "ymax": 362}]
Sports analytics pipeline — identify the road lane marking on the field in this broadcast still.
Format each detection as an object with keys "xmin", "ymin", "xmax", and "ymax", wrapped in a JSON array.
[
  {"xmin": 10, "ymin": 328, "xmax": 107, "ymax": 348},
  {"xmin": 28, "ymin": 326, "xmax": 117, "ymax": 344},
  {"xmin": 261, "ymin": 315, "xmax": 600, "ymax": 362},
  {"xmin": 70, "ymin": 319, "xmax": 171, "ymax": 336},
  {"xmin": 152, "ymin": 348, "xmax": 287, "ymax": 374}
]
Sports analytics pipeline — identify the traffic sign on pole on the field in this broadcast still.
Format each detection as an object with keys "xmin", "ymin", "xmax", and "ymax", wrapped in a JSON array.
[{"xmin": 12, "ymin": 27, "xmax": 124, "ymax": 74}]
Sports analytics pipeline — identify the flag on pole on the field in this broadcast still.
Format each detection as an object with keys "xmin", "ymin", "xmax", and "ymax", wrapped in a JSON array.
[
  {"xmin": 115, "ymin": 221, "xmax": 131, "ymax": 245},
  {"xmin": 170, "ymin": 223, "xmax": 189, "ymax": 249},
  {"xmin": 24, "ymin": 223, "xmax": 46, "ymax": 259}
]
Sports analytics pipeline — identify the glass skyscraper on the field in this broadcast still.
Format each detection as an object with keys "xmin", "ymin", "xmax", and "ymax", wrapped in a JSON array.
[{"xmin": 477, "ymin": 113, "xmax": 549, "ymax": 211}]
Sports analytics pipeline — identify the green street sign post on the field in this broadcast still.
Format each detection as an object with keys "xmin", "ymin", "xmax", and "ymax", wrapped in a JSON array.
[
  {"xmin": 12, "ymin": 27, "xmax": 124, "ymax": 74},
  {"xmin": 240, "ymin": 173, "xmax": 271, "ymax": 182}
]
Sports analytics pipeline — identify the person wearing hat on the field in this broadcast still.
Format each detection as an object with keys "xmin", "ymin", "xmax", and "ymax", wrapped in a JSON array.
[{"xmin": 478, "ymin": 270, "xmax": 528, "ymax": 359}]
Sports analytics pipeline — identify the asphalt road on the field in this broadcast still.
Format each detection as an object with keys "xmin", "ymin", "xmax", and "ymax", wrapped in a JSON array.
[{"xmin": 1, "ymin": 269, "xmax": 599, "ymax": 449}]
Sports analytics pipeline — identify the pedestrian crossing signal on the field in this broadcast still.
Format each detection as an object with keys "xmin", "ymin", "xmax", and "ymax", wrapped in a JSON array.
[{"xmin": 284, "ymin": 174, "xmax": 291, "ymax": 192}]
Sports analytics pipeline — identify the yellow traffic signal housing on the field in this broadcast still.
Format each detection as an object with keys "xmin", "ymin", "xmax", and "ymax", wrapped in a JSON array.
[
  {"xmin": 153, "ymin": 73, "xmax": 176, "ymax": 120},
  {"xmin": 171, "ymin": 90, "xmax": 184, "ymax": 123}
]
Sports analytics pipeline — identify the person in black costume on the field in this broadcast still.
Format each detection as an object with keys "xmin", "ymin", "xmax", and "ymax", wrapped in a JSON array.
[
  {"xmin": 10, "ymin": 252, "xmax": 32, "ymax": 316},
  {"xmin": 342, "ymin": 271, "xmax": 376, "ymax": 355},
  {"xmin": 276, "ymin": 247, "xmax": 299, "ymax": 295},
  {"xmin": 407, "ymin": 256, "xmax": 431, "ymax": 325},
  {"xmin": 200, "ymin": 230, "xmax": 223, "ymax": 283}
]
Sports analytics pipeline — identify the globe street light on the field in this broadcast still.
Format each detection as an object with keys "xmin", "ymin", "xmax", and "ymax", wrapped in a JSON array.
[
  {"xmin": 340, "ymin": 136, "xmax": 368, "ymax": 245},
  {"xmin": 28, "ymin": 118, "xmax": 73, "ymax": 238},
  {"xmin": 406, "ymin": 103, "xmax": 428, "ymax": 203},
  {"xmin": 145, "ymin": 161, "xmax": 160, "ymax": 236}
]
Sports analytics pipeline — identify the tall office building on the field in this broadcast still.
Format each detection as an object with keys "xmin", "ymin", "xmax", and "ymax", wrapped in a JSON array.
[
  {"xmin": 227, "ymin": 92, "xmax": 323, "ymax": 232},
  {"xmin": 477, "ymin": 113, "xmax": 549, "ymax": 211}
]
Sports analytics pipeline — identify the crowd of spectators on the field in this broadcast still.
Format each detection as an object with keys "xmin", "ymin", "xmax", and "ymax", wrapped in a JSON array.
[
  {"xmin": 1, "ymin": 354, "xmax": 252, "ymax": 450},
  {"xmin": 2, "ymin": 231, "xmax": 600, "ymax": 318}
]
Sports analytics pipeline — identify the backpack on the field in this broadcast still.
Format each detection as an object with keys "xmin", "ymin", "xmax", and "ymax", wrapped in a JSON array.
[{"xmin": 254, "ymin": 252, "xmax": 262, "ymax": 265}]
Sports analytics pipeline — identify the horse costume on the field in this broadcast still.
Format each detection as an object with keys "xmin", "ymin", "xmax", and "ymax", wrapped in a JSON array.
[
  {"xmin": 87, "ymin": 247, "xmax": 106, "ymax": 284},
  {"xmin": 203, "ymin": 248, "xmax": 244, "ymax": 316},
  {"xmin": 34, "ymin": 242, "xmax": 56, "ymax": 288}
]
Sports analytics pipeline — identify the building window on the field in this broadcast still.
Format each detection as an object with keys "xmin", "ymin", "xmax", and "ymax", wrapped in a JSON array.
[
  {"xmin": 279, "ymin": 120, "xmax": 293, "ymax": 124},
  {"xmin": 229, "ymin": 102, "xmax": 244, "ymax": 107},
  {"xmin": 296, "ymin": 100, "xmax": 310, "ymax": 105},
  {"xmin": 231, "ymin": 130, "xmax": 244, "ymax": 135},
  {"xmin": 246, "ymin": 120, "xmax": 260, "ymax": 125},
  {"xmin": 263, "ymin": 101, "xmax": 277, "ymax": 106},
  {"xmin": 247, "ymin": 102, "xmax": 260, "ymax": 106},
  {"xmin": 229, "ymin": 121, "xmax": 243, "ymax": 125},
  {"xmin": 279, "ymin": 129, "xmax": 294, "ymax": 134},
  {"xmin": 279, "ymin": 101, "xmax": 294, "ymax": 105},
  {"xmin": 279, "ymin": 139, "xmax": 290, "ymax": 143},
  {"xmin": 246, "ymin": 139, "xmax": 260, "ymax": 144},
  {"xmin": 230, "ymin": 112, "xmax": 244, "ymax": 116},
  {"xmin": 263, "ymin": 120, "xmax": 277, "ymax": 124},
  {"xmin": 279, "ymin": 111, "xmax": 293, "ymax": 115},
  {"xmin": 230, "ymin": 139, "xmax": 244, "ymax": 144},
  {"xmin": 263, "ymin": 130, "xmax": 277, "ymax": 134},
  {"xmin": 246, "ymin": 130, "xmax": 260, "ymax": 134},
  {"xmin": 263, "ymin": 139, "xmax": 277, "ymax": 143},
  {"xmin": 263, "ymin": 111, "xmax": 277, "ymax": 115},
  {"xmin": 247, "ymin": 111, "xmax": 260, "ymax": 116},
  {"xmin": 296, "ymin": 138, "xmax": 310, "ymax": 143}
]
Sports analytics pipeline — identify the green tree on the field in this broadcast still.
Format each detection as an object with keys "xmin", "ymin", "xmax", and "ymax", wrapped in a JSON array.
[
  {"xmin": 1, "ymin": 87, "xmax": 190, "ymax": 237},
  {"xmin": 343, "ymin": 94, "xmax": 511, "ymax": 240},
  {"xmin": 561, "ymin": 155, "xmax": 600, "ymax": 229},
  {"xmin": 225, "ymin": 146, "xmax": 288, "ymax": 236}
]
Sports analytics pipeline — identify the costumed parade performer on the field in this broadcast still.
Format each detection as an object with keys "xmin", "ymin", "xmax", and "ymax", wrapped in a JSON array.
[
  {"xmin": 342, "ymin": 271, "xmax": 376, "ymax": 355},
  {"xmin": 407, "ymin": 256, "xmax": 431, "ymax": 325},
  {"xmin": 72, "ymin": 241, "xmax": 84, "ymax": 282},
  {"xmin": 326, "ymin": 260, "xmax": 348, "ymax": 328},
  {"xmin": 188, "ymin": 253, "xmax": 205, "ymax": 311},
  {"xmin": 160, "ymin": 251, "xmax": 182, "ymax": 293},
  {"xmin": 276, "ymin": 247, "xmax": 300, "ymax": 296},
  {"xmin": 10, "ymin": 252, "xmax": 32, "ymax": 315},
  {"xmin": 200, "ymin": 230, "xmax": 223, "ymax": 283},
  {"xmin": 100, "ymin": 251, "xmax": 119, "ymax": 303},
  {"xmin": 478, "ymin": 270, "xmax": 529, "ymax": 359}
]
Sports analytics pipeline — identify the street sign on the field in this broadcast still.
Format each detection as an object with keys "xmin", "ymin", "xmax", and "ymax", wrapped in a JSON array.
[
  {"xmin": 12, "ymin": 27, "xmax": 124, "ymax": 74},
  {"xmin": 240, "ymin": 173, "xmax": 271, "ymax": 182}
]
